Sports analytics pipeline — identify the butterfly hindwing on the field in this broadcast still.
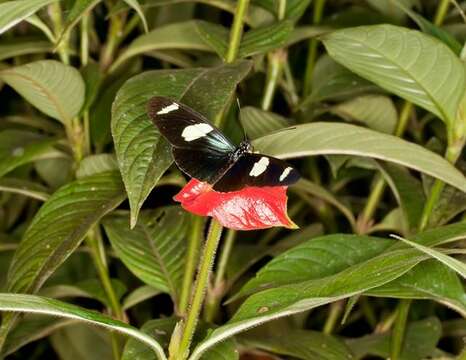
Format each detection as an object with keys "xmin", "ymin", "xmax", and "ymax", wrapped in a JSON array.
[
  {"xmin": 213, "ymin": 153, "xmax": 300, "ymax": 192},
  {"xmin": 147, "ymin": 96, "xmax": 235, "ymax": 153}
]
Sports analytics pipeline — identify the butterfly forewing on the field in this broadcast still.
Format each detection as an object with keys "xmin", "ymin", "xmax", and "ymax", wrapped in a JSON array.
[
  {"xmin": 148, "ymin": 97, "xmax": 235, "ymax": 153},
  {"xmin": 213, "ymin": 153, "xmax": 300, "ymax": 192}
]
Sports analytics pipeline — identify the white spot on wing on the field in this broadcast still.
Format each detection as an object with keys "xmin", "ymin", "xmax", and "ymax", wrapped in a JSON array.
[
  {"xmin": 182, "ymin": 123, "xmax": 214, "ymax": 141},
  {"xmin": 279, "ymin": 167, "xmax": 293, "ymax": 182},
  {"xmin": 249, "ymin": 157, "xmax": 269, "ymax": 177},
  {"xmin": 157, "ymin": 103, "xmax": 179, "ymax": 114}
]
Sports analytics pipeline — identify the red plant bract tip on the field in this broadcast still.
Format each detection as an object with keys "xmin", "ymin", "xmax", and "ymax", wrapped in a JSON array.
[{"xmin": 173, "ymin": 179, "xmax": 298, "ymax": 231}]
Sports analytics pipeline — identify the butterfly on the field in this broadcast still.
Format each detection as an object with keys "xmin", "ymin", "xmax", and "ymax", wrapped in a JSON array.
[{"xmin": 147, "ymin": 96, "xmax": 300, "ymax": 192}]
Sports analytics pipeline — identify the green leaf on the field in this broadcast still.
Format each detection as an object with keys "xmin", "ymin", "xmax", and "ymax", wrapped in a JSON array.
[
  {"xmin": 287, "ymin": 26, "xmax": 332, "ymax": 47},
  {"xmin": 3, "ymin": 316, "xmax": 75, "ymax": 356},
  {"xmin": 323, "ymin": 24, "xmax": 466, "ymax": 125},
  {"xmin": 252, "ymin": 0, "xmax": 311, "ymax": 21},
  {"xmin": 239, "ymin": 326, "xmax": 354, "ymax": 360},
  {"xmin": 252, "ymin": 122, "xmax": 466, "ymax": 193},
  {"xmin": 122, "ymin": 286, "xmax": 162, "ymax": 310},
  {"xmin": 197, "ymin": 21, "xmax": 294, "ymax": 59},
  {"xmin": 50, "ymin": 323, "xmax": 112, "ymax": 360},
  {"xmin": 347, "ymin": 317, "xmax": 441, "ymax": 360},
  {"xmin": 104, "ymin": 207, "xmax": 189, "ymax": 306},
  {"xmin": 377, "ymin": 163, "xmax": 425, "ymax": 231},
  {"xmin": 367, "ymin": 260, "xmax": 466, "ymax": 317},
  {"xmin": 123, "ymin": 0, "xmax": 149, "ymax": 33},
  {"xmin": 0, "ymin": 178, "xmax": 50, "ymax": 201},
  {"xmin": 0, "ymin": 294, "xmax": 166, "ymax": 360},
  {"xmin": 300, "ymin": 55, "xmax": 378, "ymax": 108},
  {"xmin": 393, "ymin": 235, "xmax": 466, "ymax": 279},
  {"xmin": 0, "ymin": 129, "xmax": 59, "ymax": 178},
  {"xmin": 112, "ymin": 61, "xmax": 251, "ymax": 227},
  {"xmin": 76, "ymin": 154, "xmax": 118, "ymax": 178},
  {"xmin": 0, "ymin": 0, "xmax": 57, "ymax": 35},
  {"xmin": 0, "ymin": 60, "xmax": 85, "ymax": 124},
  {"xmin": 330, "ymin": 95, "xmax": 397, "ymax": 134},
  {"xmin": 238, "ymin": 20, "xmax": 293, "ymax": 58},
  {"xmin": 81, "ymin": 61, "xmax": 104, "ymax": 113},
  {"xmin": 0, "ymin": 172, "xmax": 125, "ymax": 343},
  {"xmin": 60, "ymin": 0, "xmax": 101, "ymax": 41},
  {"xmin": 110, "ymin": 21, "xmax": 214, "ymax": 72},
  {"xmin": 233, "ymin": 234, "xmax": 393, "ymax": 300},
  {"xmin": 34, "ymin": 157, "xmax": 73, "ymax": 189},
  {"xmin": 240, "ymin": 107, "xmax": 292, "ymax": 139},
  {"xmin": 191, "ymin": 223, "xmax": 466, "ymax": 358},
  {"xmin": 0, "ymin": 38, "xmax": 52, "ymax": 61},
  {"xmin": 389, "ymin": 0, "xmax": 462, "ymax": 55}
]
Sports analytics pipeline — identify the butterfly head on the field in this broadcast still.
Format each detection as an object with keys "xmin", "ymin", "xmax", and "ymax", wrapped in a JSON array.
[{"xmin": 239, "ymin": 140, "xmax": 253, "ymax": 154}]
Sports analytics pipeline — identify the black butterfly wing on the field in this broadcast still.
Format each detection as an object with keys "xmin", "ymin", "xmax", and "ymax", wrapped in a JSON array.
[
  {"xmin": 147, "ymin": 96, "xmax": 235, "ymax": 152},
  {"xmin": 147, "ymin": 96, "xmax": 236, "ymax": 183},
  {"xmin": 213, "ymin": 153, "xmax": 300, "ymax": 192}
]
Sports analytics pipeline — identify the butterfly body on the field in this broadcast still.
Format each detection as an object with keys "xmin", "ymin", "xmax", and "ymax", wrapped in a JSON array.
[{"xmin": 147, "ymin": 96, "xmax": 300, "ymax": 192}]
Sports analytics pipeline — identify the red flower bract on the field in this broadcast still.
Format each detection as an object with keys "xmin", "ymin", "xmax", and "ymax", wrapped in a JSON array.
[{"xmin": 174, "ymin": 179, "xmax": 297, "ymax": 231}]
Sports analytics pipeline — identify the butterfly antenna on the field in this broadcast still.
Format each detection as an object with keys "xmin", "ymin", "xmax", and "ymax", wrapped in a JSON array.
[{"xmin": 236, "ymin": 98, "xmax": 249, "ymax": 142}]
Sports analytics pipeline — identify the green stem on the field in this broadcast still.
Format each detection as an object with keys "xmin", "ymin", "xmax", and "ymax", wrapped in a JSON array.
[
  {"xmin": 225, "ymin": 0, "xmax": 250, "ymax": 63},
  {"xmin": 86, "ymin": 228, "xmax": 124, "ymax": 320},
  {"xmin": 80, "ymin": 14, "xmax": 90, "ymax": 66},
  {"xmin": 49, "ymin": 2, "xmax": 69, "ymax": 65},
  {"xmin": 101, "ymin": 13, "xmax": 124, "ymax": 71},
  {"xmin": 434, "ymin": 0, "xmax": 451, "ymax": 26},
  {"xmin": 323, "ymin": 301, "xmax": 343, "ymax": 334},
  {"xmin": 83, "ymin": 111, "xmax": 91, "ymax": 156},
  {"xmin": 303, "ymin": 0, "xmax": 326, "ymax": 96},
  {"xmin": 390, "ymin": 299, "xmax": 412, "ymax": 360},
  {"xmin": 277, "ymin": 0, "xmax": 286, "ymax": 19},
  {"xmin": 359, "ymin": 101, "xmax": 413, "ymax": 231},
  {"xmin": 178, "ymin": 215, "xmax": 204, "ymax": 315},
  {"xmin": 458, "ymin": 346, "xmax": 466, "ymax": 360},
  {"xmin": 204, "ymin": 229, "xmax": 236, "ymax": 323},
  {"xmin": 283, "ymin": 61, "xmax": 299, "ymax": 107},
  {"xmin": 261, "ymin": 49, "xmax": 286, "ymax": 111},
  {"xmin": 176, "ymin": 219, "xmax": 223, "ymax": 360}
]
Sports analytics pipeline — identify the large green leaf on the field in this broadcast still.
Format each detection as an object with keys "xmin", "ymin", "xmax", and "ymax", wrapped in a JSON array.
[
  {"xmin": 0, "ymin": 60, "xmax": 85, "ymax": 124},
  {"xmin": 0, "ymin": 38, "xmax": 52, "ymax": 61},
  {"xmin": 0, "ymin": 0, "xmax": 57, "ymax": 35},
  {"xmin": 0, "ymin": 294, "xmax": 166, "ymax": 360},
  {"xmin": 190, "ymin": 223, "xmax": 466, "ymax": 358},
  {"xmin": 112, "ymin": 61, "xmax": 251, "ymax": 227},
  {"xmin": 323, "ymin": 24, "xmax": 466, "ymax": 125},
  {"xmin": 104, "ymin": 207, "xmax": 189, "ymax": 307},
  {"xmin": 233, "ymin": 234, "xmax": 393, "ymax": 300},
  {"xmin": 110, "ymin": 21, "xmax": 214, "ymax": 72},
  {"xmin": 0, "ymin": 172, "xmax": 125, "ymax": 346},
  {"xmin": 394, "ymin": 235, "xmax": 466, "ymax": 279},
  {"xmin": 239, "ymin": 326, "xmax": 354, "ymax": 360},
  {"xmin": 240, "ymin": 107, "xmax": 292, "ymax": 139},
  {"xmin": 367, "ymin": 260, "xmax": 466, "ymax": 317},
  {"xmin": 0, "ymin": 129, "xmax": 59, "ymax": 178},
  {"xmin": 252, "ymin": 122, "xmax": 466, "ymax": 193},
  {"xmin": 347, "ymin": 317, "xmax": 441, "ymax": 360},
  {"xmin": 330, "ymin": 95, "xmax": 397, "ymax": 134}
]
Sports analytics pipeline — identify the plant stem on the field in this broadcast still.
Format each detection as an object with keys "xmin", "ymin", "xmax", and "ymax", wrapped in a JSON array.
[
  {"xmin": 86, "ymin": 227, "xmax": 124, "ymax": 319},
  {"xmin": 390, "ymin": 299, "xmax": 412, "ymax": 360},
  {"xmin": 261, "ymin": 49, "xmax": 286, "ymax": 111},
  {"xmin": 225, "ymin": 0, "xmax": 250, "ymax": 63},
  {"xmin": 204, "ymin": 229, "xmax": 236, "ymax": 323},
  {"xmin": 83, "ymin": 111, "xmax": 91, "ymax": 156},
  {"xmin": 323, "ymin": 301, "xmax": 343, "ymax": 334},
  {"xmin": 179, "ymin": 215, "xmax": 204, "ymax": 315},
  {"xmin": 358, "ymin": 101, "xmax": 413, "ymax": 231},
  {"xmin": 176, "ymin": 219, "xmax": 223, "ymax": 360},
  {"xmin": 80, "ymin": 14, "xmax": 90, "ymax": 66},
  {"xmin": 303, "ymin": 0, "xmax": 326, "ymax": 96},
  {"xmin": 49, "ymin": 2, "xmax": 69, "ymax": 65},
  {"xmin": 434, "ymin": 0, "xmax": 451, "ymax": 26},
  {"xmin": 101, "ymin": 12, "xmax": 124, "ymax": 71}
]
